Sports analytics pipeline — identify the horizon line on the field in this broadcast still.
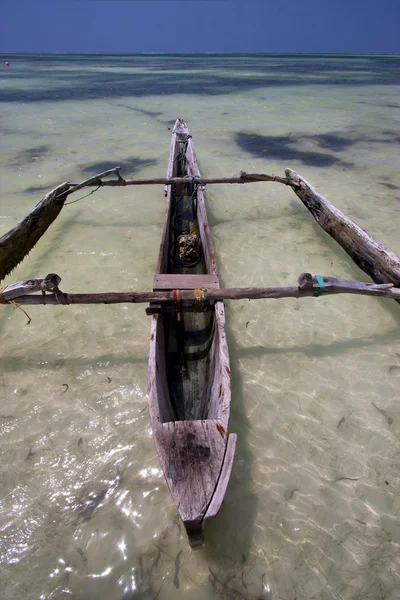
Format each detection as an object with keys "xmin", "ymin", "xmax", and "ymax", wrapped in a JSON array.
[{"xmin": 2, "ymin": 51, "xmax": 400, "ymax": 56}]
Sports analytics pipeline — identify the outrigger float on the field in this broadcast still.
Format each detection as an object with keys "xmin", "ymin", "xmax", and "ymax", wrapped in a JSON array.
[{"xmin": 1, "ymin": 118, "xmax": 400, "ymax": 545}]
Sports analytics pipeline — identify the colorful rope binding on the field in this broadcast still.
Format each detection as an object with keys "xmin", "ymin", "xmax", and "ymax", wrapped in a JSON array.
[
  {"xmin": 194, "ymin": 288, "xmax": 208, "ymax": 312},
  {"xmin": 313, "ymin": 275, "xmax": 326, "ymax": 297},
  {"xmin": 173, "ymin": 289, "xmax": 182, "ymax": 320}
]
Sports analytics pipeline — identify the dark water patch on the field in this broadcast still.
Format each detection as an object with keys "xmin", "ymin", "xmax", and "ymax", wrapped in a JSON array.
[
  {"xmin": 383, "ymin": 132, "xmax": 400, "ymax": 144},
  {"xmin": 25, "ymin": 177, "xmax": 78, "ymax": 195},
  {"xmin": 0, "ymin": 124, "xmax": 20, "ymax": 135},
  {"xmin": 1, "ymin": 54, "xmax": 400, "ymax": 103},
  {"xmin": 135, "ymin": 53, "xmax": 400, "ymax": 78},
  {"xmin": 81, "ymin": 157, "xmax": 157, "ymax": 176},
  {"xmin": 0, "ymin": 72, "xmax": 288, "ymax": 102},
  {"xmin": 236, "ymin": 132, "xmax": 352, "ymax": 168},
  {"xmin": 380, "ymin": 182, "xmax": 399, "ymax": 190},
  {"xmin": 312, "ymin": 133, "xmax": 354, "ymax": 152},
  {"xmin": 236, "ymin": 127, "xmax": 400, "ymax": 166},
  {"xmin": 8, "ymin": 145, "xmax": 50, "ymax": 167},
  {"xmin": 24, "ymin": 184, "xmax": 53, "ymax": 195},
  {"xmin": 384, "ymin": 103, "xmax": 400, "ymax": 109},
  {"xmin": 363, "ymin": 131, "xmax": 400, "ymax": 146}
]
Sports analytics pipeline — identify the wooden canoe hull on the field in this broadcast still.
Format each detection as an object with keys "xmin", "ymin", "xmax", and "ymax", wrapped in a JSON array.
[{"xmin": 148, "ymin": 119, "xmax": 236, "ymax": 545}]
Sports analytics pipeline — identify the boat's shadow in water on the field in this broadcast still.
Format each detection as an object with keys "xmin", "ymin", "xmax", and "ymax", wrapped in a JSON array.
[{"xmin": 201, "ymin": 304, "xmax": 258, "ymax": 567}]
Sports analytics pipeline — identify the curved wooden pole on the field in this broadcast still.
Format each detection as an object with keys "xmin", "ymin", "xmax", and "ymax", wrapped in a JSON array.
[
  {"xmin": 286, "ymin": 168, "xmax": 400, "ymax": 287},
  {"xmin": 0, "ymin": 183, "xmax": 69, "ymax": 281},
  {"xmin": 56, "ymin": 169, "xmax": 294, "ymax": 197}
]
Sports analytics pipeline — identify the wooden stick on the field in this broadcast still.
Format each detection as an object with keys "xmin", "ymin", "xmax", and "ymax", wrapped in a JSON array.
[
  {"xmin": 55, "ymin": 169, "xmax": 295, "ymax": 199},
  {"xmin": 2, "ymin": 273, "xmax": 400, "ymax": 307},
  {"xmin": 60, "ymin": 167, "xmax": 124, "ymax": 197},
  {"xmin": 286, "ymin": 168, "xmax": 400, "ymax": 288}
]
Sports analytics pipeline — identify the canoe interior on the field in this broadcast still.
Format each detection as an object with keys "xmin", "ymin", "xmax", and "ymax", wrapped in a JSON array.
[{"xmin": 154, "ymin": 123, "xmax": 220, "ymax": 423}]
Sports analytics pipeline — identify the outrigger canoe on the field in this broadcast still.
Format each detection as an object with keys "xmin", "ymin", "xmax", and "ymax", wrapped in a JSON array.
[
  {"xmin": 1, "ymin": 120, "xmax": 399, "ymax": 546},
  {"xmin": 148, "ymin": 119, "xmax": 237, "ymax": 546}
]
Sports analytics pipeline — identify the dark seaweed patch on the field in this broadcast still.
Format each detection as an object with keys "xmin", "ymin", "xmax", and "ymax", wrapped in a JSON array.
[
  {"xmin": 81, "ymin": 156, "xmax": 157, "ymax": 176},
  {"xmin": 312, "ymin": 133, "xmax": 354, "ymax": 152},
  {"xmin": 24, "ymin": 184, "xmax": 52, "ymax": 194},
  {"xmin": 8, "ymin": 145, "xmax": 50, "ymax": 167},
  {"xmin": 2, "ymin": 54, "xmax": 400, "ymax": 103},
  {"xmin": 235, "ymin": 132, "xmax": 352, "ymax": 168},
  {"xmin": 380, "ymin": 182, "xmax": 399, "ymax": 190}
]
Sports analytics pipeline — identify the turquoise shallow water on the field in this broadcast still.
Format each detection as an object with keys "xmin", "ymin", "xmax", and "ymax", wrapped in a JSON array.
[{"xmin": 1, "ymin": 54, "xmax": 400, "ymax": 599}]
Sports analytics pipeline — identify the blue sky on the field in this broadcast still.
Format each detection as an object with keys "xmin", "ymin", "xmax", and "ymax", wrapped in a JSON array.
[{"xmin": 1, "ymin": 0, "xmax": 399, "ymax": 54}]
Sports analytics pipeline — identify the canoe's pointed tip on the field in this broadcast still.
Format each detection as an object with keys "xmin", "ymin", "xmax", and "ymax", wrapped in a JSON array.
[{"xmin": 173, "ymin": 117, "xmax": 188, "ymax": 134}]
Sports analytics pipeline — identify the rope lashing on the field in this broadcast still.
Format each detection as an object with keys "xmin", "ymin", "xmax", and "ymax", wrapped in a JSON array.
[
  {"xmin": 94, "ymin": 177, "xmax": 104, "ymax": 187},
  {"xmin": 313, "ymin": 275, "xmax": 326, "ymax": 297},
  {"xmin": 0, "ymin": 284, "xmax": 7, "ymax": 304},
  {"xmin": 173, "ymin": 289, "xmax": 183, "ymax": 320},
  {"xmin": 285, "ymin": 175, "xmax": 291, "ymax": 185},
  {"xmin": 192, "ymin": 175, "xmax": 205, "ymax": 189},
  {"xmin": 0, "ymin": 286, "xmax": 32, "ymax": 323},
  {"xmin": 194, "ymin": 288, "xmax": 208, "ymax": 312}
]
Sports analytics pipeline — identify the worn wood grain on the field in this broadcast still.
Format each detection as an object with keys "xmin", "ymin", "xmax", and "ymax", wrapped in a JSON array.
[
  {"xmin": 185, "ymin": 135, "xmax": 219, "ymax": 275},
  {"xmin": 4, "ymin": 274, "xmax": 400, "ymax": 305},
  {"xmin": 0, "ymin": 183, "xmax": 69, "ymax": 280},
  {"xmin": 205, "ymin": 433, "xmax": 237, "ymax": 520},
  {"xmin": 0, "ymin": 273, "xmax": 61, "ymax": 301},
  {"xmin": 154, "ymin": 274, "xmax": 220, "ymax": 290},
  {"xmin": 152, "ymin": 420, "xmax": 227, "ymax": 522},
  {"xmin": 59, "ymin": 171, "xmax": 294, "ymax": 191},
  {"xmin": 286, "ymin": 168, "xmax": 400, "ymax": 287}
]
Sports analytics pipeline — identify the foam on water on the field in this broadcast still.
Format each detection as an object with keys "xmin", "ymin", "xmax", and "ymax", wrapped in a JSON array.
[{"xmin": 1, "ymin": 54, "xmax": 400, "ymax": 599}]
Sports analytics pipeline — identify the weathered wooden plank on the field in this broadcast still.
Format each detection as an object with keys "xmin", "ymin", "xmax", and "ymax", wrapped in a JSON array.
[
  {"xmin": 205, "ymin": 433, "xmax": 237, "ymax": 520},
  {"xmin": 207, "ymin": 301, "xmax": 232, "ymax": 422},
  {"xmin": 153, "ymin": 274, "xmax": 220, "ymax": 290},
  {"xmin": 185, "ymin": 137, "xmax": 219, "ymax": 276},
  {"xmin": 152, "ymin": 420, "xmax": 227, "ymax": 523}
]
